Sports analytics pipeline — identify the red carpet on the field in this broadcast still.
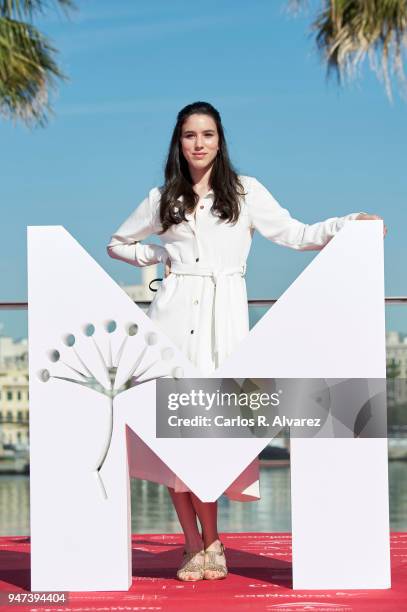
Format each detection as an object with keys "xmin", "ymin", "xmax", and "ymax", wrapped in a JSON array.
[{"xmin": 0, "ymin": 532, "xmax": 406, "ymax": 611}]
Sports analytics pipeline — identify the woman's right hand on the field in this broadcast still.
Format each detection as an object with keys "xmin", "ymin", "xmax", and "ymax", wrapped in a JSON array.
[
  {"xmin": 164, "ymin": 258, "xmax": 171, "ymax": 278},
  {"xmin": 355, "ymin": 213, "xmax": 387, "ymax": 237}
]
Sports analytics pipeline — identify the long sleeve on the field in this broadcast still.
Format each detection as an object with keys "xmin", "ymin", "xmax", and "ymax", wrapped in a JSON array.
[
  {"xmin": 107, "ymin": 187, "xmax": 169, "ymax": 267},
  {"xmin": 247, "ymin": 177, "xmax": 362, "ymax": 251}
]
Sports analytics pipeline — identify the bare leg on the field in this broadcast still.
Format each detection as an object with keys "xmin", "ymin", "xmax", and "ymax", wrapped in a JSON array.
[
  {"xmin": 167, "ymin": 488, "xmax": 203, "ymax": 552},
  {"xmin": 168, "ymin": 488, "xmax": 205, "ymax": 581},
  {"xmin": 189, "ymin": 493, "xmax": 219, "ymax": 548},
  {"xmin": 190, "ymin": 493, "xmax": 227, "ymax": 580}
]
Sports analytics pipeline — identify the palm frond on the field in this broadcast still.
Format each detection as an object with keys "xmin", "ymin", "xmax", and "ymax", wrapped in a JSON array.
[
  {"xmin": 0, "ymin": 1, "xmax": 74, "ymax": 20},
  {"xmin": 0, "ymin": 0, "xmax": 75, "ymax": 126},
  {"xmin": 0, "ymin": 16, "xmax": 65, "ymax": 126},
  {"xmin": 311, "ymin": 0, "xmax": 407, "ymax": 101}
]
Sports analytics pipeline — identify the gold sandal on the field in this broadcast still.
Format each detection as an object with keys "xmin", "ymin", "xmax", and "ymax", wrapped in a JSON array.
[
  {"xmin": 177, "ymin": 549, "xmax": 205, "ymax": 581},
  {"xmin": 204, "ymin": 540, "xmax": 228, "ymax": 580}
]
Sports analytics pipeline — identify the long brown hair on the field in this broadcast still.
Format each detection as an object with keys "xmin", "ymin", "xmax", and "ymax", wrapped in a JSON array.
[{"xmin": 158, "ymin": 101, "xmax": 246, "ymax": 235}]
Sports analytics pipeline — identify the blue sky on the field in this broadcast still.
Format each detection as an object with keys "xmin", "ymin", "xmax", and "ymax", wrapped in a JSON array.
[{"xmin": 1, "ymin": 0, "xmax": 406, "ymax": 339}]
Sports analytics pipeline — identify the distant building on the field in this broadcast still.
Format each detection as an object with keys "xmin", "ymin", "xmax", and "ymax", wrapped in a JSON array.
[
  {"xmin": 0, "ymin": 369, "xmax": 29, "ymax": 450},
  {"xmin": 0, "ymin": 336, "xmax": 28, "ymax": 370},
  {"xmin": 386, "ymin": 331, "xmax": 407, "ymax": 377},
  {"xmin": 386, "ymin": 331, "xmax": 407, "ymax": 406}
]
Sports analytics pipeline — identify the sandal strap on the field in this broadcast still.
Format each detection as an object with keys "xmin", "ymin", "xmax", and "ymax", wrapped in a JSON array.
[
  {"xmin": 204, "ymin": 543, "xmax": 228, "ymax": 575},
  {"xmin": 177, "ymin": 550, "xmax": 205, "ymax": 577}
]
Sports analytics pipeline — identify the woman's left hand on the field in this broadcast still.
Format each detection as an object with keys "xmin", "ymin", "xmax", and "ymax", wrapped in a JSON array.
[{"xmin": 355, "ymin": 213, "xmax": 387, "ymax": 238}]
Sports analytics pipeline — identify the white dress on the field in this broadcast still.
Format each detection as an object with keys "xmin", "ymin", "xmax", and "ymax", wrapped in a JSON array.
[{"xmin": 107, "ymin": 175, "xmax": 361, "ymax": 501}]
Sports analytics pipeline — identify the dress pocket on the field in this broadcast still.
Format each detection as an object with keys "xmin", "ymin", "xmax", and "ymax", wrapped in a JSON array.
[
  {"xmin": 146, "ymin": 272, "xmax": 179, "ymax": 322},
  {"xmin": 160, "ymin": 272, "xmax": 173, "ymax": 288}
]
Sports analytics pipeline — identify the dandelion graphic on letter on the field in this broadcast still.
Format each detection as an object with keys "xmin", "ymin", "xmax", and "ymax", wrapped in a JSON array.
[{"xmin": 38, "ymin": 320, "xmax": 184, "ymax": 499}]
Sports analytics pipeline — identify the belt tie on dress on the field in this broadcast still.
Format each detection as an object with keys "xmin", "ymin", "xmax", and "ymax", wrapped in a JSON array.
[{"xmin": 170, "ymin": 262, "xmax": 246, "ymax": 359}]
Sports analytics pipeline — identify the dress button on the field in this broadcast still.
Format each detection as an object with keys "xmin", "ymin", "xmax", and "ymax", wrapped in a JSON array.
[
  {"xmin": 200, "ymin": 205, "xmax": 204, "ymax": 209},
  {"xmin": 190, "ymin": 330, "xmax": 194, "ymax": 334},
  {"xmin": 195, "ymin": 257, "xmax": 199, "ymax": 262}
]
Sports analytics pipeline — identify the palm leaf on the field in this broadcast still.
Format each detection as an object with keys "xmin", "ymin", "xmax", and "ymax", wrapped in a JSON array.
[
  {"xmin": 0, "ymin": 16, "xmax": 63, "ymax": 125},
  {"xmin": 0, "ymin": 1, "xmax": 74, "ymax": 19},
  {"xmin": 289, "ymin": 0, "xmax": 407, "ymax": 101},
  {"xmin": 0, "ymin": 0, "xmax": 74, "ymax": 126}
]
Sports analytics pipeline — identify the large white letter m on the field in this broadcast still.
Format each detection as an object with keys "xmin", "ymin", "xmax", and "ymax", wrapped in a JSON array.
[{"xmin": 27, "ymin": 223, "xmax": 390, "ymax": 592}]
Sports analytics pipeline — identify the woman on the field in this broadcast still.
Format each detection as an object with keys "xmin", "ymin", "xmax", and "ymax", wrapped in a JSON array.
[{"xmin": 107, "ymin": 101, "xmax": 385, "ymax": 582}]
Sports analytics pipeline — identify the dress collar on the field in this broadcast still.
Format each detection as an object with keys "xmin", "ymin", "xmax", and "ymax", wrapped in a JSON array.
[{"xmin": 176, "ymin": 189, "xmax": 214, "ymax": 202}]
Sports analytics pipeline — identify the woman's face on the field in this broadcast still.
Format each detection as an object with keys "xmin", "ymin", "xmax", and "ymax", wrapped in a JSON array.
[{"xmin": 180, "ymin": 113, "xmax": 219, "ymax": 173}]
